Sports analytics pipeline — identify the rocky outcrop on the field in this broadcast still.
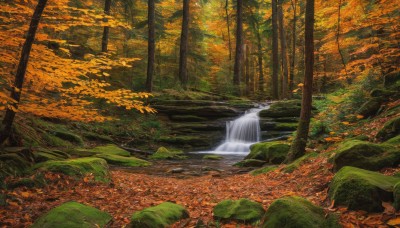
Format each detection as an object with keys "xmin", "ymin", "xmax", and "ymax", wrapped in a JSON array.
[
  {"xmin": 213, "ymin": 198, "xmax": 265, "ymax": 224},
  {"xmin": 246, "ymin": 141, "xmax": 290, "ymax": 164}
]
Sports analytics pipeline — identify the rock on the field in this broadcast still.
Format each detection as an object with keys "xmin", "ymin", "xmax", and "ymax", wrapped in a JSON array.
[
  {"xmin": 150, "ymin": 147, "xmax": 187, "ymax": 160},
  {"xmin": 33, "ymin": 149, "xmax": 70, "ymax": 163},
  {"xmin": 51, "ymin": 130, "xmax": 84, "ymax": 146},
  {"xmin": 234, "ymin": 159, "xmax": 266, "ymax": 167},
  {"xmin": 203, "ymin": 155, "xmax": 223, "ymax": 160},
  {"xmin": 283, "ymin": 152, "xmax": 318, "ymax": 173},
  {"xmin": 259, "ymin": 121, "xmax": 277, "ymax": 131},
  {"xmin": 82, "ymin": 132, "xmax": 113, "ymax": 143},
  {"xmin": 262, "ymin": 196, "xmax": 340, "ymax": 228},
  {"xmin": 370, "ymin": 89, "xmax": 396, "ymax": 98},
  {"xmin": 158, "ymin": 135, "xmax": 211, "ymax": 148},
  {"xmin": 329, "ymin": 166, "xmax": 400, "ymax": 212},
  {"xmin": 272, "ymin": 122, "xmax": 298, "ymax": 131},
  {"xmin": 376, "ymin": 117, "xmax": 400, "ymax": 141},
  {"xmin": 356, "ymin": 98, "xmax": 382, "ymax": 118},
  {"xmin": 73, "ymin": 144, "xmax": 131, "ymax": 157},
  {"xmin": 128, "ymin": 202, "xmax": 189, "ymax": 228},
  {"xmin": 213, "ymin": 198, "xmax": 265, "ymax": 224},
  {"xmin": 384, "ymin": 135, "xmax": 400, "ymax": 145},
  {"xmin": 0, "ymin": 152, "xmax": 32, "ymax": 178},
  {"xmin": 154, "ymin": 105, "xmax": 239, "ymax": 119},
  {"xmin": 332, "ymin": 140, "xmax": 400, "ymax": 171},
  {"xmin": 170, "ymin": 115, "xmax": 208, "ymax": 122},
  {"xmin": 394, "ymin": 182, "xmax": 400, "ymax": 210},
  {"xmin": 31, "ymin": 201, "xmax": 112, "ymax": 228},
  {"xmin": 94, "ymin": 154, "xmax": 151, "ymax": 167},
  {"xmin": 274, "ymin": 117, "xmax": 299, "ymax": 123},
  {"xmin": 35, "ymin": 157, "xmax": 111, "ymax": 183},
  {"xmin": 259, "ymin": 100, "xmax": 301, "ymax": 118},
  {"xmin": 250, "ymin": 165, "xmax": 278, "ymax": 176},
  {"xmin": 246, "ymin": 141, "xmax": 290, "ymax": 164},
  {"xmin": 168, "ymin": 168, "xmax": 185, "ymax": 173}
]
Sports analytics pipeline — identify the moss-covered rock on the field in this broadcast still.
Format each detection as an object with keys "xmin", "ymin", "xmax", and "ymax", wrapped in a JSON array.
[
  {"xmin": 203, "ymin": 155, "xmax": 223, "ymax": 160},
  {"xmin": 283, "ymin": 152, "xmax": 318, "ymax": 173},
  {"xmin": 82, "ymin": 132, "xmax": 113, "ymax": 143},
  {"xmin": 213, "ymin": 198, "xmax": 265, "ymax": 224},
  {"xmin": 384, "ymin": 70, "xmax": 400, "ymax": 88},
  {"xmin": 376, "ymin": 117, "xmax": 400, "ymax": 141},
  {"xmin": 356, "ymin": 98, "xmax": 382, "ymax": 118},
  {"xmin": 33, "ymin": 149, "xmax": 70, "ymax": 163},
  {"xmin": 170, "ymin": 115, "xmax": 208, "ymax": 122},
  {"xmin": 73, "ymin": 144, "xmax": 131, "ymax": 157},
  {"xmin": 150, "ymin": 147, "xmax": 187, "ymax": 160},
  {"xmin": 273, "ymin": 122, "xmax": 298, "ymax": 131},
  {"xmin": 250, "ymin": 165, "xmax": 278, "ymax": 176},
  {"xmin": 158, "ymin": 135, "xmax": 210, "ymax": 147},
  {"xmin": 262, "ymin": 196, "xmax": 339, "ymax": 228},
  {"xmin": 246, "ymin": 141, "xmax": 290, "ymax": 164},
  {"xmin": 52, "ymin": 130, "xmax": 84, "ymax": 146},
  {"xmin": 259, "ymin": 100, "xmax": 301, "ymax": 118},
  {"xmin": 128, "ymin": 202, "xmax": 189, "ymax": 228},
  {"xmin": 394, "ymin": 182, "xmax": 400, "ymax": 210},
  {"xmin": 234, "ymin": 159, "xmax": 266, "ymax": 167},
  {"xmin": 0, "ymin": 152, "xmax": 32, "ymax": 180},
  {"xmin": 332, "ymin": 140, "xmax": 400, "ymax": 171},
  {"xmin": 384, "ymin": 135, "xmax": 400, "ymax": 145},
  {"xmin": 94, "ymin": 154, "xmax": 151, "ymax": 167},
  {"xmin": 31, "ymin": 201, "xmax": 112, "ymax": 228},
  {"xmin": 35, "ymin": 158, "xmax": 110, "ymax": 183},
  {"xmin": 370, "ymin": 89, "xmax": 396, "ymax": 98},
  {"xmin": 329, "ymin": 166, "xmax": 400, "ymax": 212}
]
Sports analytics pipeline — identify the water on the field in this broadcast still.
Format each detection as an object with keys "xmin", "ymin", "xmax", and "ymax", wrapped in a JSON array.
[{"xmin": 198, "ymin": 105, "xmax": 268, "ymax": 155}]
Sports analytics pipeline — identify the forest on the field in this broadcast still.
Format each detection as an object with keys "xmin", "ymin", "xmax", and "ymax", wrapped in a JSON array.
[{"xmin": 0, "ymin": 0, "xmax": 399, "ymax": 227}]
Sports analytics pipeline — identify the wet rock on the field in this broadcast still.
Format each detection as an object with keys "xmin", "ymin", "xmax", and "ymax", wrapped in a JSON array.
[
  {"xmin": 246, "ymin": 141, "xmax": 290, "ymax": 164},
  {"xmin": 376, "ymin": 116, "xmax": 400, "ymax": 141},
  {"xmin": 168, "ymin": 168, "xmax": 185, "ymax": 173},
  {"xmin": 234, "ymin": 159, "xmax": 266, "ymax": 167}
]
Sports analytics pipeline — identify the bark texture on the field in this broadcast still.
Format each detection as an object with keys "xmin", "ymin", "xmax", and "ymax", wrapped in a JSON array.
[
  {"xmin": 101, "ymin": 0, "xmax": 112, "ymax": 52},
  {"xmin": 178, "ymin": 0, "xmax": 190, "ymax": 89},
  {"xmin": 146, "ymin": 0, "xmax": 155, "ymax": 92}
]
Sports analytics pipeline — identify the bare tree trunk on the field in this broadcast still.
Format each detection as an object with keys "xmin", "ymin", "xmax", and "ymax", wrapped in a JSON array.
[
  {"xmin": 0, "ymin": 0, "xmax": 48, "ymax": 144},
  {"xmin": 146, "ymin": 0, "xmax": 155, "ymax": 92},
  {"xmin": 101, "ymin": 0, "xmax": 112, "ymax": 52},
  {"xmin": 287, "ymin": 0, "xmax": 314, "ymax": 162},
  {"xmin": 271, "ymin": 0, "xmax": 279, "ymax": 99},
  {"xmin": 278, "ymin": 1, "xmax": 289, "ymax": 99},
  {"xmin": 245, "ymin": 43, "xmax": 250, "ymax": 96},
  {"xmin": 289, "ymin": 0, "xmax": 297, "ymax": 96},
  {"xmin": 178, "ymin": 0, "xmax": 190, "ymax": 89},
  {"xmin": 225, "ymin": 0, "xmax": 232, "ymax": 60},
  {"xmin": 256, "ymin": 30, "xmax": 264, "ymax": 92},
  {"xmin": 233, "ymin": 0, "xmax": 243, "ymax": 93},
  {"xmin": 336, "ymin": 0, "xmax": 349, "ymax": 82}
]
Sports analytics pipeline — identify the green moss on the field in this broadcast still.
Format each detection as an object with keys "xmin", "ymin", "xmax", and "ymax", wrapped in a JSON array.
[
  {"xmin": 356, "ymin": 98, "xmax": 382, "ymax": 118},
  {"xmin": 262, "ymin": 196, "xmax": 340, "ymax": 228},
  {"xmin": 283, "ymin": 153, "xmax": 318, "ymax": 173},
  {"xmin": 0, "ymin": 153, "xmax": 31, "ymax": 179},
  {"xmin": 35, "ymin": 158, "xmax": 110, "ymax": 183},
  {"xmin": 213, "ymin": 198, "xmax": 265, "ymax": 224},
  {"xmin": 376, "ymin": 117, "xmax": 400, "ymax": 141},
  {"xmin": 31, "ymin": 201, "xmax": 112, "ymax": 228},
  {"xmin": 52, "ymin": 131, "xmax": 84, "ymax": 146},
  {"xmin": 234, "ymin": 159, "xmax": 266, "ymax": 167},
  {"xmin": 332, "ymin": 140, "xmax": 400, "ymax": 171},
  {"xmin": 82, "ymin": 132, "xmax": 113, "ymax": 143},
  {"xmin": 246, "ymin": 141, "xmax": 290, "ymax": 164},
  {"xmin": 43, "ymin": 134, "xmax": 72, "ymax": 147},
  {"xmin": 170, "ymin": 115, "xmax": 208, "ymax": 122},
  {"xmin": 128, "ymin": 202, "xmax": 189, "ymax": 228},
  {"xmin": 150, "ymin": 147, "xmax": 187, "ymax": 160},
  {"xmin": 384, "ymin": 135, "xmax": 400, "ymax": 145},
  {"xmin": 250, "ymin": 165, "xmax": 278, "ymax": 176},
  {"xmin": 94, "ymin": 154, "xmax": 151, "ymax": 167},
  {"xmin": 274, "ymin": 123, "xmax": 298, "ymax": 131},
  {"xmin": 203, "ymin": 155, "xmax": 223, "ymax": 160},
  {"xmin": 394, "ymin": 182, "xmax": 400, "ymax": 210},
  {"xmin": 329, "ymin": 166, "xmax": 400, "ymax": 212},
  {"xmin": 259, "ymin": 100, "xmax": 302, "ymax": 118},
  {"xmin": 74, "ymin": 144, "xmax": 130, "ymax": 157}
]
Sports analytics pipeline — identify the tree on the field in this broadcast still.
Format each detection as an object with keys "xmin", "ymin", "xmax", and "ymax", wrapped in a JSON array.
[
  {"xmin": 271, "ymin": 0, "xmax": 279, "ymax": 99},
  {"xmin": 178, "ymin": 0, "xmax": 190, "ymax": 89},
  {"xmin": 146, "ymin": 0, "xmax": 156, "ymax": 92},
  {"xmin": 233, "ymin": 0, "xmax": 243, "ymax": 91},
  {"xmin": 286, "ymin": 0, "xmax": 314, "ymax": 162},
  {"xmin": 225, "ymin": 0, "xmax": 232, "ymax": 60},
  {"xmin": 0, "ymin": 0, "xmax": 48, "ymax": 144},
  {"xmin": 278, "ymin": 0, "xmax": 289, "ymax": 98},
  {"xmin": 101, "ymin": 0, "xmax": 112, "ymax": 52}
]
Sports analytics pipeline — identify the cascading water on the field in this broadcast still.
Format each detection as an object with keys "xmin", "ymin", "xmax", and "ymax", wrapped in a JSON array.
[{"xmin": 211, "ymin": 106, "xmax": 268, "ymax": 155}]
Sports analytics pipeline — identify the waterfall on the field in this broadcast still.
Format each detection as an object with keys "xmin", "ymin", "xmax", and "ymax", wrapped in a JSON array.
[{"xmin": 212, "ymin": 106, "xmax": 267, "ymax": 155}]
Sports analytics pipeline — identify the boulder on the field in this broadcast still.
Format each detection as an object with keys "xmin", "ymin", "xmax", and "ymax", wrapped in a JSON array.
[
  {"xmin": 273, "ymin": 122, "xmax": 298, "ymax": 131},
  {"xmin": 128, "ymin": 202, "xmax": 189, "ymax": 228},
  {"xmin": 394, "ymin": 182, "xmax": 400, "ymax": 210},
  {"xmin": 356, "ymin": 98, "xmax": 382, "ymax": 118},
  {"xmin": 370, "ymin": 89, "xmax": 396, "ymax": 98},
  {"xmin": 150, "ymin": 147, "xmax": 187, "ymax": 160},
  {"xmin": 246, "ymin": 141, "xmax": 290, "ymax": 164},
  {"xmin": 259, "ymin": 100, "xmax": 301, "ymax": 118},
  {"xmin": 31, "ymin": 201, "xmax": 112, "ymax": 228},
  {"xmin": 234, "ymin": 159, "xmax": 266, "ymax": 167},
  {"xmin": 73, "ymin": 144, "xmax": 131, "ymax": 157},
  {"xmin": 213, "ymin": 198, "xmax": 265, "ymax": 224},
  {"xmin": 250, "ymin": 165, "xmax": 278, "ymax": 176},
  {"xmin": 262, "ymin": 196, "xmax": 339, "ymax": 228},
  {"xmin": 35, "ymin": 158, "xmax": 110, "ymax": 183},
  {"xmin": 203, "ymin": 155, "xmax": 223, "ymax": 160},
  {"xmin": 33, "ymin": 149, "xmax": 70, "ymax": 163},
  {"xmin": 169, "ymin": 115, "xmax": 208, "ymax": 122},
  {"xmin": 332, "ymin": 140, "xmax": 400, "ymax": 171},
  {"xmin": 376, "ymin": 117, "xmax": 400, "ymax": 141},
  {"xmin": 51, "ymin": 130, "xmax": 84, "ymax": 146},
  {"xmin": 329, "ymin": 166, "xmax": 400, "ymax": 212},
  {"xmin": 94, "ymin": 154, "xmax": 151, "ymax": 167},
  {"xmin": 384, "ymin": 135, "xmax": 400, "ymax": 145}
]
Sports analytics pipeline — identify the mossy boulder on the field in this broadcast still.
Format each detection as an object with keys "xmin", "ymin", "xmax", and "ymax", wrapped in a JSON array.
[
  {"xmin": 384, "ymin": 135, "xmax": 400, "ymax": 145},
  {"xmin": 203, "ymin": 155, "xmax": 223, "ymax": 160},
  {"xmin": 262, "ymin": 196, "xmax": 339, "ymax": 228},
  {"xmin": 394, "ymin": 182, "xmax": 400, "ymax": 210},
  {"xmin": 246, "ymin": 141, "xmax": 290, "ymax": 164},
  {"xmin": 329, "ymin": 166, "xmax": 400, "ymax": 212},
  {"xmin": 128, "ymin": 202, "xmax": 189, "ymax": 228},
  {"xmin": 52, "ymin": 130, "xmax": 84, "ymax": 146},
  {"xmin": 74, "ymin": 144, "xmax": 130, "ymax": 157},
  {"xmin": 259, "ymin": 100, "xmax": 301, "ymax": 118},
  {"xmin": 234, "ymin": 159, "xmax": 266, "ymax": 167},
  {"xmin": 94, "ymin": 154, "xmax": 151, "ymax": 167},
  {"xmin": 170, "ymin": 115, "xmax": 208, "ymax": 122},
  {"xmin": 332, "ymin": 140, "xmax": 400, "ymax": 171},
  {"xmin": 376, "ymin": 117, "xmax": 400, "ymax": 141},
  {"xmin": 273, "ymin": 122, "xmax": 298, "ymax": 131},
  {"xmin": 82, "ymin": 132, "xmax": 113, "ymax": 143},
  {"xmin": 35, "ymin": 158, "xmax": 110, "ymax": 183},
  {"xmin": 370, "ymin": 89, "xmax": 396, "ymax": 98},
  {"xmin": 33, "ymin": 149, "xmax": 70, "ymax": 163},
  {"xmin": 150, "ymin": 147, "xmax": 187, "ymax": 160},
  {"xmin": 283, "ymin": 153, "xmax": 318, "ymax": 173},
  {"xmin": 356, "ymin": 98, "xmax": 382, "ymax": 118},
  {"xmin": 31, "ymin": 201, "xmax": 112, "ymax": 228},
  {"xmin": 250, "ymin": 165, "xmax": 278, "ymax": 176},
  {"xmin": 213, "ymin": 198, "xmax": 265, "ymax": 224}
]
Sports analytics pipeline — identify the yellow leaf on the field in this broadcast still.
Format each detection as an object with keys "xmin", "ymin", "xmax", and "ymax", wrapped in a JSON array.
[
  {"xmin": 387, "ymin": 217, "xmax": 400, "ymax": 226},
  {"xmin": 342, "ymin": 121, "xmax": 350, "ymax": 125},
  {"xmin": 21, "ymin": 192, "xmax": 31, "ymax": 198},
  {"xmin": 298, "ymin": 83, "xmax": 304, "ymax": 87},
  {"xmin": 356, "ymin": 115, "xmax": 364, "ymax": 119},
  {"xmin": 103, "ymin": 72, "xmax": 110, "ymax": 77}
]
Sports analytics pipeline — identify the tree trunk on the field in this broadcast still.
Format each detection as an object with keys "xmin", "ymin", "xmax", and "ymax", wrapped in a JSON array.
[
  {"xmin": 0, "ymin": 0, "xmax": 48, "ymax": 144},
  {"xmin": 146, "ymin": 0, "xmax": 155, "ymax": 92},
  {"xmin": 289, "ymin": 0, "xmax": 297, "ymax": 96},
  {"xmin": 278, "ymin": 1, "xmax": 289, "ymax": 99},
  {"xmin": 245, "ymin": 43, "xmax": 250, "ymax": 96},
  {"xmin": 256, "ymin": 30, "xmax": 264, "ymax": 92},
  {"xmin": 101, "ymin": 0, "xmax": 112, "ymax": 52},
  {"xmin": 336, "ymin": 0, "xmax": 349, "ymax": 82},
  {"xmin": 178, "ymin": 0, "xmax": 190, "ymax": 89},
  {"xmin": 271, "ymin": 0, "xmax": 279, "ymax": 99},
  {"xmin": 225, "ymin": 0, "xmax": 232, "ymax": 60},
  {"xmin": 286, "ymin": 0, "xmax": 314, "ymax": 162},
  {"xmin": 233, "ymin": 0, "xmax": 243, "ymax": 92}
]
